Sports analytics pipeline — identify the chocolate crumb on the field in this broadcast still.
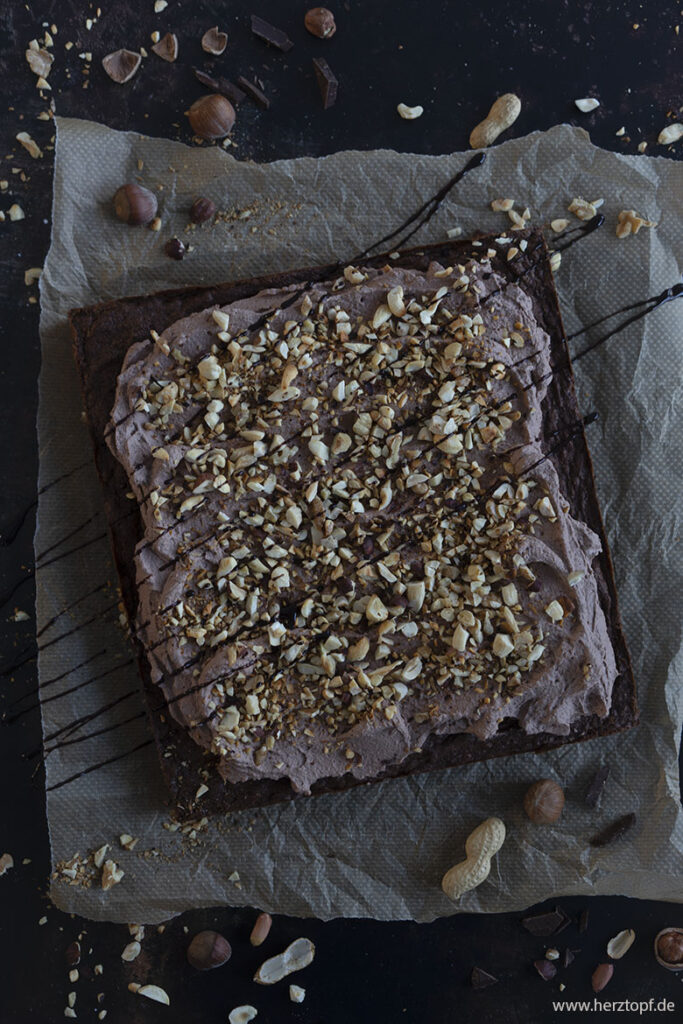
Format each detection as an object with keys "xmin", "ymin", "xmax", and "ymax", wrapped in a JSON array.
[
  {"xmin": 236, "ymin": 76, "xmax": 270, "ymax": 110},
  {"xmin": 312, "ymin": 57, "xmax": 338, "ymax": 109},
  {"xmin": 534, "ymin": 959, "xmax": 557, "ymax": 981},
  {"xmin": 193, "ymin": 69, "xmax": 246, "ymax": 107},
  {"xmin": 522, "ymin": 907, "xmax": 571, "ymax": 936},
  {"xmin": 470, "ymin": 966, "xmax": 499, "ymax": 989},
  {"xmin": 584, "ymin": 765, "xmax": 610, "ymax": 808},
  {"xmin": 250, "ymin": 14, "xmax": 294, "ymax": 52},
  {"xmin": 563, "ymin": 948, "xmax": 576, "ymax": 968},
  {"xmin": 578, "ymin": 909, "xmax": 589, "ymax": 934},
  {"xmin": 590, "ymin": 812, "xmax": 636, "ymax": 847},
  {"xmin": 165, "ymin": 238, "xmax": 186, "ymax": 261}
]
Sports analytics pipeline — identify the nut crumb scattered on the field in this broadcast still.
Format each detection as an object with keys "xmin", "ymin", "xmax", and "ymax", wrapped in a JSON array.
[
  {"xmin": 568, "ymin": 196, "xmax": 603, "ymax": 221},
  {"xmin": 615, "ymin": 209, "xmax": 656, "ymax": 238},
  {"xmin": 0, "ymin": 853, "xmax": 14, "ymax": 876},
  {"xmin": 101, "ymin": 859, "xmax": 124, "ymax": 891},
  {"xmin": 397, "ymin": 103, "xmax": 424, "ymax": 120}
]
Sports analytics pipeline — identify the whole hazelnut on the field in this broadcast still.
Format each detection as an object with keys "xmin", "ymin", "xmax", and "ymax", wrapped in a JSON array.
[
  {"xmin": 190, "ymin": 197, "xmax": 217, "ymax": 224},
  {"xmin": 187, "ymin": 94, "xmax": 236, "ymax": 140},
  {"xmin": 113, "ymin": 184, "xmax": 158, "ymax": 225},
  {"xmin": 186, "ymin": 929, "xmax": 232, "ymax": 970},
  {"xmin": 523, "ymin": 779, "xmax": 565, "ymax": 824},
  {"xmin": 304, "ymin": 7, "xmax": 337, "ymax": 38},
  {"xmin": 164, "ymin": 237, "xmax": 186, "ymax": 261},
  {"xmin": 655, "ymin": 928, "xmax": 683, "ymax": 969}
]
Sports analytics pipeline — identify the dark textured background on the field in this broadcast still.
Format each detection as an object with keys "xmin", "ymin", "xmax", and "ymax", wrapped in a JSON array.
[{"xmin": 0, "ymin": 1, "xmax": 681, "ymax": 1021}]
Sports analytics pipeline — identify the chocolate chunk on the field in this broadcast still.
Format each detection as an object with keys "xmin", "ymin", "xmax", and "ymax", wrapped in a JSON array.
[
  {"xmin": 236, "ymin": 76, "xmax": 270, "ymax": 110},
  {"xmin": 585, "ymin": 765, "xmax": 610, "ymax": 808},
  {"xmin": 534, "ymin": 959, "xmax": 557, "ymax": 981},
  {"xmin": 470, "ymin": 966, "xmax": 498, "ymax": 989},
  {"xmin": 522, "ymin": 906, "xmax": 570, "ymax": 936},
  {"xmin": 312, "ymin": 57, "xmax": 338, "ymax": 109},
  {"xmin": 193, "ymin": 68, "xmax": 246, "ymax": 107},
  {"xmin": 563, "ymin": 948, "xmax": 576, "ymax": 968},
  {"xmin": 250, "ymin": 14, "xmax": 294, "ymax": 52},
  {"xmin": 578, "ymin": 908, "xmax": 589, "ymax": 933},
  {"xmin": 590, "ymin": 812, "xmax": 636, "ymax": 847}
]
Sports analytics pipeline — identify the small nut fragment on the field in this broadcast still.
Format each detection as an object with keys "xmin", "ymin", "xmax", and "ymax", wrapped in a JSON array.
[
  {"xmin": 657, "ymin": 123, "xmax": 683, "ymax": 145},
  {"xmin": 304, "ymin": 7, "xmax": 337, "ymax": 38},
  {"xmin": 8, "ymin": 203, "xmax": 25, "ymax": 221},
  {"xmin": 202, "ymin": 27, "xmax": 228, "ymax": 55},
  {"xmin": 575, "ymin": 97, "xmax": 600, "ymax": 112},
  {"xmin": 568, "ymin": 196, "xmax": 603, "ymax": 221},
  {"xmin": 152, "ymin": 33, "xmax": 178, "ymax": 63},
  {"xmin": 615, "ymin": 209, "xmax": 656, "ymax": 238},
  {"xmin": 250, "ymin": 912, "xmax": 272, "ymax": 947},
  {"xmin": 102, "ymin": 49, "xmax": 141, "ymax": 84},
  {"xmin": 187, "ymin": 94, "xmax": 236, "ymax": 139},
  {"xmin": 441, "ymin": 818, "xmax": 506, "ymax": 901},
  {"xmin": 229, "ymin": 1008, "xmax": 257, "ymax": 1024},
  {"xmin": 0, "ymin": 853, "xmax": 14, "ymax": 876},
  {"xmin": 113, "ymin": 184, "xmax": 158, "ymax": 226},
  {"xmin": 187, "ymin": 930, "xmax": 232, "ymax": 970},
  {"xmin": 397, "ymin": 103, "xmax": 424, "ymax": 120},
  {"xmin": 24, "ymin": 267, "xmax": 42, "ymax": 286},
  {"xmin": 607, "ymin": 929, "xmax": 635, "ymax": 960},
  {"xmin": 254, "ymin": 937, "xmax": 315, "ymax": 984},
  {"xmin": 654, "ymin": 928, "xmax": 683, "ymax": 969},
  {"xmin": 190, "ymin": 197, "xmax": 216, "ymax": 223},
  {"xmin": 121, "ymin": 941, "xmax": 141, "ymax": 962},
  {"xmin": 289, "ymin": 985, "xmax": 306, "ymax": 1003},
  {"xmin": 591, "ymin": 963, "xmax": 614, "ymax": 993},
  {"xmin": 132, "ymin": 984, "xmax": 170, "ymax": 1005},
  {"xmin": 523, "ymin": 779, "xmax": 565, "ymax": 824},
  {"xmin": 469, "ymin": 93, "xmax": 521, "ymax": 149},
  {"xmin": 16, "ymin": 132, "xmax": 42, "ymax": 158},
  {"xmin": 101, "ymin": 859, "xmax": 124, "ymax": 891},
  {"xmin": 550, "ymin": 218, "xmax": 569, "ymax": 232},
  {"xmin": 26, "ymin": 47, "xmax": 53, "ymax": 78},
  {"xmin": 491, "ymin": 198, "xmax": 514, "ymax": 212}
]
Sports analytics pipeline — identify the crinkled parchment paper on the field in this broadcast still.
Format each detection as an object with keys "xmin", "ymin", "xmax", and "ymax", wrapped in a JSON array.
[{"xmin": 36, "ymin": 117, "xmax": 683, "ymax": 923}]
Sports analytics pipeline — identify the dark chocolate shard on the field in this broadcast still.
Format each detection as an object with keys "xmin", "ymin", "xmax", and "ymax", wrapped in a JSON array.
[
  {"xmin": 578, "ymin": 908, "xmax": 589, "ymax": 934},
  {"xmin": 563, "ymin": 948, "xmax": 576, "ymax": 968},
  {"xmin": 522, "ymin": 906, "xmax": 570, "ymax": 936},
  {"xmin": 193, "ymin": 69, "xmax": 246, "ymax": 107},
  {"xmin": 236, "ymin": 76, "xmax": 270, "ymax": 110},
  {"xmin": 534, "ymin": 959, "xmax": 557, "ymax": 981},
  {"xmin": 590, "ymin": 812, "xmax": 636, "ymax": 847},
  {"xmin": 250, "ymin": 14, "xmax": 294, "ymax": 52},
  {"xmin": 585, "ymin": 765, "xmax": 610, "ymax": 808},
  {"xmin": 312, "ymin": 56, "xmax": 338, "ymax": 109},
  {"xmin": 470, "ymin": 966, "xmax": 499, "ymax": 989}
]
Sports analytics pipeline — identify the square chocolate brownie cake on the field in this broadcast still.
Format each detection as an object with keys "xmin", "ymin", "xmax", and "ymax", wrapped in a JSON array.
[{"xmin": 71, "ymin": 229, "xmax": 636, "ymax": 816}]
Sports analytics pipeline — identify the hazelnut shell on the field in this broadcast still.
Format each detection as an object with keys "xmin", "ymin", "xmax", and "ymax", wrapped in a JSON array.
[
  {"xmin": 102, "ymin": 49, "xmax": 141, "ymax": 84},
  {"xmin": 113, "ymin": 184, "xmax": 158, "ymax": 225},
  {"xmin": 202, "ymin": 27, "xmax": 228, "ymax": 55},
  {"xmin": 654, "ymin": 928, "xmax": 683, "ymax": 970},
  {"xmin": 187, "ymin": 94, "xmax": 236, "ymax": 139},
  {"xmin": 523, "ymin": 779, "xmax": 565, "ymax": 824},
  {"xmin": 187, "ymin": 930, "xmax": 232, "ymax": 970}
]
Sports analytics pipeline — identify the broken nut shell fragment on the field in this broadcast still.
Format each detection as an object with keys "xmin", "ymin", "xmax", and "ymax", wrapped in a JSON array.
[
  {"xmin": 254, "ymin": 937, "xmax": 315, "ymax": 984},
  {"xmin": 152, "ymin": 33, "xmax": 178, "ymax": 62},
  {"xmin": 202, "ymin": 26, "xmax": 228, "ymax": 54},
  {"xmin": 655, "ymin": 928, "xmax": 683, "ymax": 970},
  {"xmin": 102, "ymin": 49, "xmax": 141, "ymax": 84}
]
